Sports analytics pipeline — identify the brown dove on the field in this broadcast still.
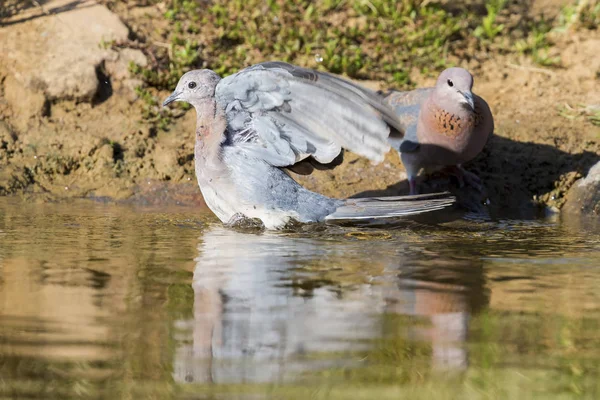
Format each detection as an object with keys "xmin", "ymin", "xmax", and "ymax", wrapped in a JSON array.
[{"xmin": 385, "ymin": 68, "xmax": 494, "ymax": 194}]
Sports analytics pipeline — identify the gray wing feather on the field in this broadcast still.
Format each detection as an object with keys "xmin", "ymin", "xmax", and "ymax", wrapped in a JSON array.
[
  {"xmin": 325, "ymin": 192, "xmax": 455, "ymax": 221},
  {"xmin": 215, "ymin": 62, "xmax": 399, "ymax": 168},
  {"xmin": 384, "ymin": 88, "xmax": 433, "ymax": 153},
  {"xmin": 262, "ymin": 62, "xmax": 406, "ymax": 135}
]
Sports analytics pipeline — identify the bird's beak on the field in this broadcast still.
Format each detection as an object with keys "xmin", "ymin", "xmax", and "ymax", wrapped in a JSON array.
[
  {"xmin": 459, "ymin": 90, "xmax": 475, "ymax": 111},
  {"xmin": 163, "ymin": 91, "xmax": 182, "ymax": 107}
]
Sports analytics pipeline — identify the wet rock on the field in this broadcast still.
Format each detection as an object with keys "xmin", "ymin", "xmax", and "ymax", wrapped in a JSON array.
[
  {"xmin": 0, "ymin": 0, "xmax": 129, "ymax": 105},
  {"xmin": 564, "ymin": 161, "xmax": 600, "ymax": 215}
]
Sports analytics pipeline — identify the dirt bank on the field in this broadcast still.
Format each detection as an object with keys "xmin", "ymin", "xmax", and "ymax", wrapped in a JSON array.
[{"xmin": 0, "ymin": 0, "xmax": 598, "ymax": 218}]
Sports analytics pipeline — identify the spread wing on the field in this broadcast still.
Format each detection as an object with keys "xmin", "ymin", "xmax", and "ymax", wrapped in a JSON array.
[
  {"xmin": 214, "ymin": 62, "xmax": 403, "ymax": 170},
  {"xmin": 384, "ymin": 88, "xmax": 432, "ymax": 153}
]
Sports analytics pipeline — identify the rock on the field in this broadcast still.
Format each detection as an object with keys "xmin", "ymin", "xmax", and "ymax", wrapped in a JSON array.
[
  {"xmin": 0, "ymin": 0, "xmax": 129, "ymax": 104},
  {"xmin": 3, "ymin": 75, "xmax": 48, "ymax": 125},
  {"xmin": 122, "ymin": 78, "xmax": 145, "ymax": 103},
  {"xmin": 105, "ymin": 48, "xmax": 148, "ymax": 81},
  {"xmin": 104, "ymin": 48, "xmax": 147, "ymax": 102},
  {"xmin": 96, "ymin": 143, "xmax": 117, "ymax": 165},
  {"xmin": 564, "ymin": 161, "xmax": 600, "ymax": 215}
]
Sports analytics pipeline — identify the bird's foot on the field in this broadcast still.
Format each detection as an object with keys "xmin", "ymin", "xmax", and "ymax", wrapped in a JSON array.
[
  {"xmin": 226, "ymin": 213, "xmax": 264, "ymax": 230},
  {"xmin": 227, "ymin": 213, "xmax": 246, "ymax": 225},
  {"xmin": 446, "ymin": 165, "xmax": 483, "ymax": 192}
]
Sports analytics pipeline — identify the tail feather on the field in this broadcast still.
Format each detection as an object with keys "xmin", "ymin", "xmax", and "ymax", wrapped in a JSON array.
[{"xmin": 325, "ymin": 192, "xmax": 455, "ymax": 221}]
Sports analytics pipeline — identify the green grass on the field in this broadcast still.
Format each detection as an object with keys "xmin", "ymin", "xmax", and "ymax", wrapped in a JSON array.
[
  {"xmin": 556, "ymin": 0, "xmax": 600, "ymax": 31},
  {"xmin": 474, "ymin": 0, "xmax": 506, "ymax": 40},
  {"xmin": 590, "ymin": 110, "xmax": 600, "ymax": 127},
  {"xmin": 514, "ymin": 17, "xmax": 561, "ymax": 67},
  {"xmin": 559, "ymin": 104, "xmax": 600, "ymax": 127},
  {"xmin": 124, "ymin": 0, "xmax": 593, "ymax": 128},
  {"xmin": 150, "ymin": 0, "xmax": 467, "ymax": 87}
]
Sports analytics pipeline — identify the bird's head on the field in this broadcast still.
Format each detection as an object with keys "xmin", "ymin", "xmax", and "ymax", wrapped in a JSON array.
[
  {"xmin": 163, "ymin": 69, "xmax": 221, "ymax": 108},
  {"xmin": 434, "ymin": 67, "xmax": 475, "ymax": 111}
]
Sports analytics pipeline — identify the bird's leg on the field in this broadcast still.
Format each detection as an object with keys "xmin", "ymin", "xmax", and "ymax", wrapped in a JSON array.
[
  {"xmin": 446, "ymin": 165, "xmax": 483, "ymax": 191},
  {"xmin": 409, "ymin": 177, "xmax": 419, "ymax": 195},
  {"xmin": 401, "ymin": 154, "xmax": 422, "ymax": 196}
]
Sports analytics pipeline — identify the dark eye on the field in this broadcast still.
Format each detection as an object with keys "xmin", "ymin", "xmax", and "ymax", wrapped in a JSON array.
[
  {"xmin": 188, "ymin": 82, "xmax": 197, "ymax": 89},
  {"xmin": 447, "ymin": 79, "xmax": 454, "ymax": 87}
]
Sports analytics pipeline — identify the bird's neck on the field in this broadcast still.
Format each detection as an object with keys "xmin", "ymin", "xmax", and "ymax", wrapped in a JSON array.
[
  {"xmin": 194, "ymin": 99, "xmax": 227, "ymax": 168},
  {"xmin": 430, "ymin": 92, "xmax": 474, "ymax": 119},
  {"xmin": 194, "ymin": 100, "xmax": 223, "ymax": 135}
]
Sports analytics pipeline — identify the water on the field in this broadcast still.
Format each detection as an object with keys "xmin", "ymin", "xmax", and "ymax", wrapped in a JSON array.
[{"xmin": 0, "ymin": 198, "xmax": 599, "ymax": 399}]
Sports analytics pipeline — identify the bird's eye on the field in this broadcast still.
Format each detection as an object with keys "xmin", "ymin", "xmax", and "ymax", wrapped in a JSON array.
[
  {"xmin": 188, "ymin": 82, "xmax": 197, "ymax": 89},
  {"xmin": 447, "ymin": 79, "xmax": 454, "ymax": 87}
]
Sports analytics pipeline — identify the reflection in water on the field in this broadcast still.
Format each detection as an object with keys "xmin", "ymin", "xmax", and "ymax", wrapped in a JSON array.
[
  {"xmin": 0, "ymin": 199, "xmax": 202, "ymax": 398},
  {"xmin": 175, "ymin": 228, "xmax": 385, "ymax": 383},
  {"xmin": 174, "ymin": 227, "xmax": 488, "ymax": 383},
  {"xmin": 1, "ymin": 198, "xmax": 600, "ymax": 398},
  {"xmin": 387, "ymin": 259, "xmax": 488, "ymax": 371}
]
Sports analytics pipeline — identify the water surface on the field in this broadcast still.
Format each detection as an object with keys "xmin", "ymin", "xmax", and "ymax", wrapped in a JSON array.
[{"xmin": 0, "ymin": 198, "xmax": 599, "ymax": 399}]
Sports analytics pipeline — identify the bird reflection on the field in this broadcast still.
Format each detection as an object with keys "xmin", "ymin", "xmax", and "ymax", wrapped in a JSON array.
[
  {"xmin": 173, "ymin": 226, "xmax": 488, "ymax": 384},
  {"xmin": 384, "ymin": 258, "xmax": 488, "ymax": 371}
]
